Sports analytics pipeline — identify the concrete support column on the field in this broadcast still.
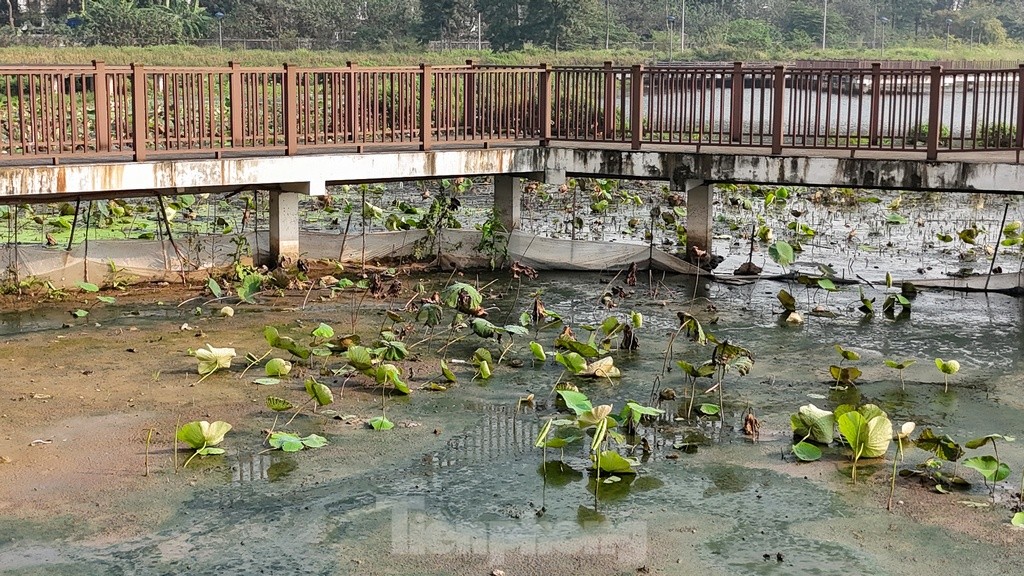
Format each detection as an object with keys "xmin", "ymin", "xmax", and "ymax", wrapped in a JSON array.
[
  {"xmin": 493, "ymin": 175, "xmax": 521, "ymax": 233},
  {"xmin": 684, "ymin": 179, "xmax": 713, "ymax": 256},
  {"xmin": 269, "ymin": 190, "xmax": 301, "ymax": 266}
]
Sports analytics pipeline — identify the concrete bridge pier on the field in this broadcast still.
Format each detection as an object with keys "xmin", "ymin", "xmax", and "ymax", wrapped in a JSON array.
[
  {"xmin": 683, "ymin": 179, "xmax": 713, "ymax": 259},
  {"xmin": 268, "ymin": 181, "xmax": 323, "ymax": 266},
  {"xmin": 493, "ymin": 175, "xmax": 523, "ymax": 232},
  {"xmin": 494, "ymin": 170, "xmax": 565, "ymax": 233}
]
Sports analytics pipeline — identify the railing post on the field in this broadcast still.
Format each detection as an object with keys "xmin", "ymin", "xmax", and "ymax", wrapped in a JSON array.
[
  {"xmin": 926, "ymin": 65, "xmax": 942, "ymax": 160},
  {"xmin": 868, "ymin": 63, "xmax": 882, "ymax": 146},
  {"xmin": 464, "ymin": 59, "xmax": 476, "ymax": 136},
  {"xmin": 730, "ymin": 62, "xmax": 743, "ymax": 143},
  {"xmin": 93, "ymin": 60, "xmax": 109, "ymax": 153},
  {"xmin": 131, "ymin": 64, "xmax": 147, "ymax": 161},
  {"xmin": 284, "ymin": 63, "xmax": 299, "ymax": 155},
  {"xmin": 345, "ymin": 62, "xmax": 356, "ymax": 144},
  {"xmin": 630, "ymin": 64, "xmax": 643, "ymax": 150},
  {"xmin": 420, "ymin": 64, "xmax": 432, "ymax": 151},
  {"xmin": 1015, "ymin": 64, "xmax": 1024, "ymax": 155},
  {"xmin": 603, "ymin": 61, "xmax": 614, "ymax": 139},
  {"xmin": 229, "ymin": 61, "xmax": 243, "ymax": 149},
  {"xmin": 771, "ymin": 65, "xmax": 785, "ymax": 155},
  {"xmin": 539, "ymin": 63, "xmax": 552, "ymax": 146}
]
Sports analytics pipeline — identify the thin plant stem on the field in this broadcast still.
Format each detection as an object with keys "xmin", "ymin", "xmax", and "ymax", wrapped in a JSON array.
[
  {"xmin": 174, "ymin": 415, "xmax": 180, "ymax": 473},
  {"xmin": 183, "ymin": 442, "xmax": 205, "ymax": 469},
  {"xmin": 887, "ymin": 437, "xmax": 902, "ymax": 511},
  {"xmin": 144, "ymin": 428, "xmax": 154, "ymax": 477}
]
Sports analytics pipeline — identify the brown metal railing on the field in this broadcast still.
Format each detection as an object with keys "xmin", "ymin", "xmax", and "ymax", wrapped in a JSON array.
[{"xmin": 0, "ymin": 60, "xmax": 1022, "ymax": 164}]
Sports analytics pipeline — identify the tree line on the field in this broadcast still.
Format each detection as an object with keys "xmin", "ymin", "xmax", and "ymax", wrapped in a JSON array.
[{"xmin": 5, "ymin": 0, "xmax": 1024, "ymax": 55}]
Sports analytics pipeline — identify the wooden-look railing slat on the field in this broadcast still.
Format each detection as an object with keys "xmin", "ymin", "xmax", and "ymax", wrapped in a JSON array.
[{"xmin": 0, "ymin": 61, "xmax": 1022, "ymax": 163}]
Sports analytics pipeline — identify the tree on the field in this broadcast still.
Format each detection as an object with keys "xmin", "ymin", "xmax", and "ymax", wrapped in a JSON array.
[
  {"xmin": 521, "ymin": 0, "xmax": 599, "ymax": 49},
  {"xmin": 416, "ymin": 0, "xmax": 478, "ymax": 45}
]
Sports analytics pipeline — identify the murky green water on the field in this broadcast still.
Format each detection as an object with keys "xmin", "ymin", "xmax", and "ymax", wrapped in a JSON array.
[{"xmin": 2, "ymin": 268, "xmax": 1023, "ymax": 575}]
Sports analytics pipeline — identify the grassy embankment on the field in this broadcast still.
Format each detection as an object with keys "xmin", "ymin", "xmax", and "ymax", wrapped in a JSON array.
[{"xmin": 0, "ymin": 42, "xmax": 1022, "ymax": 67}]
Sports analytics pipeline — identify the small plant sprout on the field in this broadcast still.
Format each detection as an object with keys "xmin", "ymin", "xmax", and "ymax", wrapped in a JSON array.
[
  {"xmin": 706, "ymin": 337, "xmax": 755, "ymax": 416},
  {"xmin": 963, "ymin": 434, "xmax": 1015, "ymax": 496},
  {"xmin": 675, "ymin": 360, "xmax": 716, "ymax": 419},
  {"xmin": 910, "ymin": 428, "xmax": 968, "ymax": 492},
  {"xmin": 176, "ymin": 420, "xmax": 232, "ymax": 468},
  {"xmin": 192, "ymin": 344, "xmax": 237, "ymax": 385},
  {"xmin": 836, "ymin": 404, "xmax": 893, "ymax": 483},
  {"xmin": 934, "ymin": 358, "xmax": 961, "ymax": 393},
  {"xmin": 884, "ymin": 359, "xmax": 916, "ymax": 390},
  {"xmin": 888, "ymin": 422, "xmax": 916, "ymax": 511},
  {"xmin": 777, "ymin": 289, "xmax": 802, "ymax": 323},
  {"xmin": 830, "ymin": 345, "xmax": 862, "ymax": 387}
]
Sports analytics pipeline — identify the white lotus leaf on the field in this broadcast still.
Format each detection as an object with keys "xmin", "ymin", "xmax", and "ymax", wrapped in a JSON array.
[{"xmin": 196, "ymin": 344, "xmax": 236, "ymax": 376}]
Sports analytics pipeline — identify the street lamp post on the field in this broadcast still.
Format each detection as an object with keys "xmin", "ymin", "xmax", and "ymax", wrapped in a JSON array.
[
  {"xmin": 605, "ymin": 0, "xmax": 610, "ymax": 50},
  {"xmin": 945, "ymin": 18, "xmax": 952, "ymax": 50},
  {"xmin": 215, "ymin": 11, "xmax": 225, "ymax": 49},
  {"xmin": 880, "ymin": 17, "xmax": 888, "ymax": 58},
  {"xmin": 822, "ymin": 0, "xmax": 828, "ymax": 50},
  {"xmin": 681, "ymin": 1, "xmax": 686, "ymax": 54},
  {"xmin": 970, "ymin": 21, "xmax": 976, "ymax": 48},
  {"xmin": 667, "ymin": 15, "xmax": 675, "ymax": 61}
]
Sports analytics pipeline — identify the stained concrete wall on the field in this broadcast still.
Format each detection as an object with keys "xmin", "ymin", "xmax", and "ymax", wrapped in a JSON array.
[{"xmin": 2, "ymin": 147, "xmax": 1022, "ymax": 203}]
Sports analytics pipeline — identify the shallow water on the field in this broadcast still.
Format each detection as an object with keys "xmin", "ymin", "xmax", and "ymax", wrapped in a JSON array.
[{"xmin": 1, "ymin": 268, "xmax": 1023, "ymax": 575}]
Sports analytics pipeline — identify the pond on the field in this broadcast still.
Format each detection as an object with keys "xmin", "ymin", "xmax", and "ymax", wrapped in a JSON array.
[
  {"xmin": 0, "ymin": 180, "xmax": 1022, "ymax": 575},
  {"xmin": 0, "ymin": 262, "xmax": 1022, "ymax": 575}
]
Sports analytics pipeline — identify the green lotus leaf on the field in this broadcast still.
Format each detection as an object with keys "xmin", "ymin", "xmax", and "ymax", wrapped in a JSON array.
[
  {"xmin": 304, "ymin": 377, "xmax": 334, "ymax": 406},
  {"xmin": 529, "ymin": 341, "xmax": 547, "ymax": 362},
  {"xmin": 554, "ymin": 351, "xmax": 587, "ymax": 374},
  {"xmin": 269, "ymin": 432, "xmax": 304, "ymax": 452},
  {"xmin": 556, "ymin": 390, "xmax": 593, "ymax": 416},
  {"xmin": 176, "ymin": 420, "xmax": 232, "ymax": 449},
  {"xmin": 265, "ymin": 358, "xmax": 292, "ymax": 377},
  {"xmin": 790, "ymin": 403, "xmax": 835, "ymax": 444},
  {"xmin": 593, "ymin": 450, "xmax": 637, "ymax": 474},
  {"xmin": 300, "ymin": 434, "xmax": 328, "ymax": 448},
  {"xmin": 965, "ymin": 434, "xmax": 1016, "ymax": 449},
  {"xmin": 962, "ymin": 455, "xmax": 1011, "ymax": 482},
  {"xmin": 266, "ymin": 396, "xmax": 294, "ymax": 411},
  {"xmin": 369, "ymin": 415, "xmax": 394, "ymax": 431},
  {"xmin": 792, "ymin": 441, "xmax": 823, "ymax": 462}
]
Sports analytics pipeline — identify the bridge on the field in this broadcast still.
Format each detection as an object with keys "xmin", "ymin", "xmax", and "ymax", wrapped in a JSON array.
[{"xmin": 1, "ymin": 60, "xmax": 1024, "ymax": 272}]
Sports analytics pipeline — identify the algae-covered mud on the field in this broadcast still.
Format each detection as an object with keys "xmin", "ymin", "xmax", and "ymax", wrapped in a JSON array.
[{"xmin": 1, "ymin": 262, "xmax": 1023, "ymax": 575}]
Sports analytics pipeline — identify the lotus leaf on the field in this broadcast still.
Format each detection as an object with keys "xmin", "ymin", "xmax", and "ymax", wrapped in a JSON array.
[
  {"xmin": 304, "ymin": 377, "xmax": 334, "ymax": 406},
  {"xmin": 554, "ymin": 351, "xmax": 587, "ymax": 374},
  {"xmin": 914, "ymin": 428, "xmax": 965, "ymax": 462},
  {"xmin": 529, "ymin": 341, "xmax": 546, "ymax": 362},
  {"xmin": 580, "ymin": 356, "xmax": 621, "ymax": 379},
  {"xmin": 195, "ymin": 344, "xmax": 236, "ymax": 376},
  {"xmin": 556, "ymin": 390, "xmax": 593, "ymax": 416},
  {"xmin": 369, "ymin": 415, "xmax": 394, "ymax": 430},
  {"xmin": 593, "ymin": 450, "xmax": 637, "ymax": 474},
  {"xmin": 176, "ymin": 420, "xmax": 232, "ymax": 450},
  {"xmin": 963, "ymin": 455, "xmax": 1011, "ymax": 483},
  {"xmin": 577, "ymin": 405, "xmax": 614, "ymax": 428},
  {"xmin": 266, "ymin": 396, "xmax": 294, "ymax": 411},
  {"xmin": 265, "ymin": 358, "xmax": 292, "ymax": 377},
  {"xmin": 792, "ymin": 441, "xmax": 823, "ymax": 462},
  {"xmin": 790, "ymin": 403, "xmax": 835, "ymax": 444}
]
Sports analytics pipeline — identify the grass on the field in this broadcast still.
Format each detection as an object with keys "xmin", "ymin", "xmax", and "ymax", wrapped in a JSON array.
[{"xmin": 0, "ymin": 41, "xmax": 1023, "ymax": 68}]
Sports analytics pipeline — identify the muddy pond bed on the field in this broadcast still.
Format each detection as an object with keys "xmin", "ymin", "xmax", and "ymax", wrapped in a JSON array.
[
  {"xmin": 1, "ymin": 183, "xmax": 1024, "ymax": 575},
  {"xmin": 0, "ymin": 263, "xmax": 1023, "ymax": 576}
]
